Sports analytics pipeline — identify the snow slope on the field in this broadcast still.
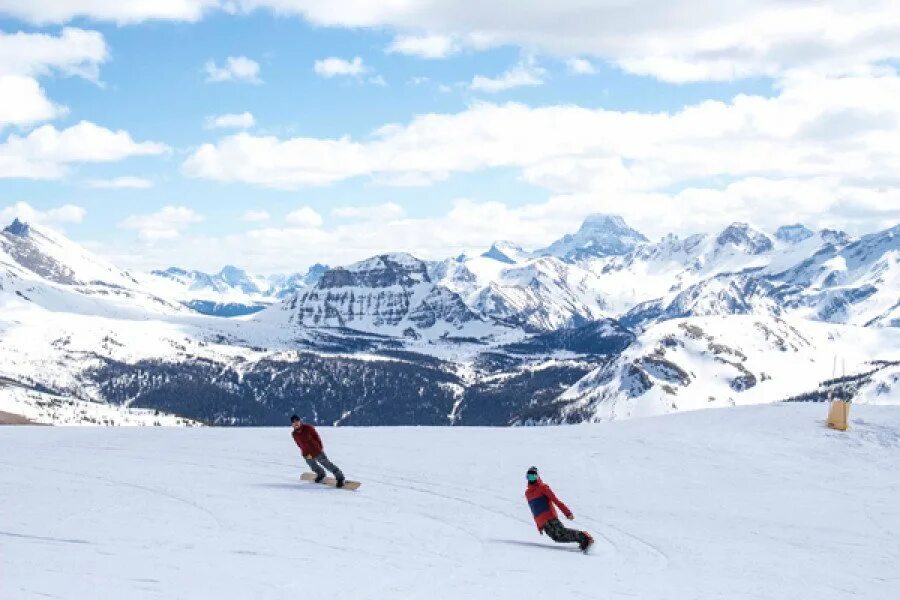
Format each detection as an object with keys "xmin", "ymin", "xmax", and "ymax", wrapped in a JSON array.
[{"xmin": 2, "ymin": 403, "xmax": 898, "ymax": 599}]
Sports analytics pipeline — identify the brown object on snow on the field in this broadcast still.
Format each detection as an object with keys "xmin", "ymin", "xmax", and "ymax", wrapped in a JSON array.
[{"xmin": 826, "ymin": 399, "xmax": 850, "ymax": 431}]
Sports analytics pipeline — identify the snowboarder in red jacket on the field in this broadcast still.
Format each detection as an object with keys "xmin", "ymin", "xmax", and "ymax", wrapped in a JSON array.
[
  {"xmin": 291, "ymin": 415, "xmax": 345, "ymax": 488},
  {"xmin": 525, "ymin": 466, "xmax": 593, "ymax": 552}
]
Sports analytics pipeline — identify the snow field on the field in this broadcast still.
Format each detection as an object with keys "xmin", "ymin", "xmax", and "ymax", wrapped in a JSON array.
[{"xmin": 2, "ymin": 403, "xmax": 899, "ymax": 599}]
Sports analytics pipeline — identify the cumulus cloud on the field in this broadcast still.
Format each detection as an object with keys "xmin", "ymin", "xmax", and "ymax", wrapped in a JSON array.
[
  {"xmin": 565, "ymin": 58, "xmax": 595, "ymax": 75},
  {"xmin": 5, "ymin": 2, "xmax": 900, "ymax": 83},
  {"xmin": 470, "ymin": 59, "xmax": 546, "ymax": 93},
  {"xmin": 0, "ymin": 0, "xmax": 215, "ymax": 24},
  {"xmin": 0, "ymin": 28, "xmax": 108, "ymax": 81},
  {"xmin": 0, "ymin": 75, "xmax": 64, "ymax": 128},
  {"xmin": 313, "ymin": 56, "xmax": 366, "ymax": 78},
  {"xmin": 232, "ymin": 0, "xmax": 900, "ymax": 83},
  {"xmin": 0, "ymin": 201, "xmax": 86, "ymax": 227},
  {"xmin": 0, "ymin": 121, "xmax": 168, "ymax": 180},
  {"xmin": 204, "ymin": 112, "xmax": 255, "ymax": 129},
  {"xmin": 183, "ymin": 72, "xmax": 900, "ymax": 192},
  {"xmin": 101, "ymin": 180, "xmax": 900, "ymax": 274},
  {"xmin": 242, "ymin": 209, "xmax": 270, "ymax": 222},
  {"xmin": 86, "ymin": 176, "xmax": 153, "ymax": 189},
  {"xmin": 119, "ymin": 206, "xmax": 203, "ymax": 241},
  {"xmin": 285, "ymin": 206, "xmax": 323, "ymax": 227},
  {"xmin": 204, "ymin": 56, "xmax": 261, "ymax": 84},
  {"xmin": 387, "ymin": 34, "xmax": 459, "ymax": 59}
]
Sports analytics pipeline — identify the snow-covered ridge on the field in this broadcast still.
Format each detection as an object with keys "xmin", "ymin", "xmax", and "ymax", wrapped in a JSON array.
[{"xmin": 0, "ymin": 215, "xmax": 896, "ymax": 427}]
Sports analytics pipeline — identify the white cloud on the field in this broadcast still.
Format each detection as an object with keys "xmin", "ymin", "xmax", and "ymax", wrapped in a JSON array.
[
  {"xmin": 184, "ymin": 72, "xmax": 900, "ymax": 192},
  {"xmin": 471, "ymin": 59, "xmax": 546, "ymax": 93},
  {"xmin": 204, "ymin": 56, "xmax": 261, "ymax": 84},
  {"xmin": 0, "ymin": 0, "xmax": 215, "ymax": 24},
  {"xmin": 86, "ymin": 176, "xmax": 153, "ymax": 189},
  {"xmin": 5, "ymin": 2, "xmax": 900, "ymax": 83},
  {"xmin": 250, "ymin": 0, "xmax": 900, "ymax": 82},
  {"xmin": 101, "ymin": 180, "xmax": 900, "ymax": 274},
  {"xmin": 0, "ymin": 28, "xmax": 108, "ymax": 81},
  {"xmin": 204, "ymin": 112, "xmax": 256, "ymax": 129},
  {"xmin": 183, "ymin": 131, "xmax": 369, "ymax": 187},
  {"xmin": 0, "ymin": 75, "xmax": 64, "ymax": 128},
  {"xmin": 119, "ymin": 206, "xmax": 203, "ymax": 241},
  {"xmin": 0, "ymin": 201, "xmax": 86, "ymax": 227},
  {"xmin": 332, "ymin": 202, "xmax": 406, "ymax": 221},
  {"xmin": 285, "ymin": 206, "xmax": 323, "ymax": 227},
  {"xmin": 565, "ymin": 58, "xmax": 595, "ymax": 75},
  {"xmin": 313, "ymin": 56, "xmax": 366, "ymax": 78},
  {"xmin": 0, "ymin": 121, "xmax": 169, "ymax": 180},
  {"xmin": 387, "ymin": 34, "xmax": 459, "ymax": 59},
  {"xmin": 242, "ymin": 209, "xmax": 270, "ymax": 222}
]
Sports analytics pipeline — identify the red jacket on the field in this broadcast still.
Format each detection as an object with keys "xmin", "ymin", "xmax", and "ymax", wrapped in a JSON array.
[
  {"xmin": 525, "ymin": 479, "xmax": 573, "ymax": 532},
  {"xmin": 292, "ymin": 424, "xmax": 323, "ymax": 458}
]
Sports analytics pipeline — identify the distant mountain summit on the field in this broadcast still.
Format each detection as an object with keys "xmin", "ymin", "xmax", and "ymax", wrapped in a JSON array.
[
  {"xmin": 538, "ymin": 214, "xmax": 648, "ymax": 261},
  {"xmin": 713, "ymin": 222, "xmax": 773, "ymax": 255},
  {"xmin": 481, "ymin": 241, "xmax": 529, "ymax": 264},
  {"xmin": 775, "ymin": 224, "xmax": 814, "ymax": 244},
  {"xmin": 4, "ymin": 218, "xmax": 30, "ymax": 237}
]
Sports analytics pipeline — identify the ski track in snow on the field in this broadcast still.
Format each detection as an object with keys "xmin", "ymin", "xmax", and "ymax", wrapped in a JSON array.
[{"xmin": 2, "ymin": 404, "xmax": 900, "ymax": 599}]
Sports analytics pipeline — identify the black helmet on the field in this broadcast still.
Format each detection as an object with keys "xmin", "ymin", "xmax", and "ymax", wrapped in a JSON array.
[
  {"xmin": 526, "ymin": 466, "xmax": 539, "ymax": 483},
  {"xmin": 526, "ymin": 466, "xmax": 539, "ymax": 476},
  {"xmin": 290, "ymin": 415, "xmax": 301, "ymax": 423}
]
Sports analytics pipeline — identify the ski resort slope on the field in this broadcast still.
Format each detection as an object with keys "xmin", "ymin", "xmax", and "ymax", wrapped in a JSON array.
[{"xmin": 2, "ymin": 404, "xmax": 899, "ymax": 600}]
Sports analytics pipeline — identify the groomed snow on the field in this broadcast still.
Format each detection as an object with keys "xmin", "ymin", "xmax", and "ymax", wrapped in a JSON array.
[{"xmin": 2, "ymin": 404, "xmax": 898, "ymax": 599}]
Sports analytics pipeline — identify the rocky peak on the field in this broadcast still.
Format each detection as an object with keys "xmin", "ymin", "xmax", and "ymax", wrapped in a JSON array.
[
  {"xmin": 317, "ymin": 253, "xmax": 431, "ymax": 289},
  {"xmin": 218, "ymin": 265, "xmax": 249, "ymax": 286},
  {"xmin": 775, "ymin": 224, "xmax": 814, "ymax": 244},
  {"xmin": 714, "ymin": 223, "xmax": 773, "ymax": 255},
  {"xmin": 538, "ymin": 213, "xmax": 649, "ymax": 262},
  {"xmin": 3, "ymin": 218, "xmax": 31, "ymax": 237},
  {"xmin": 820, "ymin": 229, "xmax": 850, "ymax": 246},
  {"xmin": 482, "ymin": 241, "xmax": 528, "ymax": 264}
]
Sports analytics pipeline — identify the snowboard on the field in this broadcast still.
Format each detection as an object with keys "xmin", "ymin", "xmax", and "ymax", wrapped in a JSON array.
[{"xmin": 300, "ymin": 472, "xmax": 361, "ymax": 491}]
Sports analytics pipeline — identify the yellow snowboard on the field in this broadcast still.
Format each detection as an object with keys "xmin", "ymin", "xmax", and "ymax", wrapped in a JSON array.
[{"xmin": 301, "ymin": 472, "xmax": 361, "ymax": 491}]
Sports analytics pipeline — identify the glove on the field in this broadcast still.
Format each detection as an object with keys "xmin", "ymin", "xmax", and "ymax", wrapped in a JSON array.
[
  {"xmin": 566, "ymin": 514, "xmax": 575, "ymax": 521},
  {"xmin": 305, "ymin": 454, "xmax": 313, "ymax": 460}
]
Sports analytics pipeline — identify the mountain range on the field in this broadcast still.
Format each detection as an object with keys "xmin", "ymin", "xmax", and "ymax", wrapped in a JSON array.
[{"xmin": 0, "ymin": 213, "xmax": 896, "ymax": 426}]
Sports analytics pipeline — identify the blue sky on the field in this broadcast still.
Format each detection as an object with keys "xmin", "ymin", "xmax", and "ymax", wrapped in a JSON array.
[{"xmin": 0, "ymin": 2, "xmax": 898, "ymax": 273}]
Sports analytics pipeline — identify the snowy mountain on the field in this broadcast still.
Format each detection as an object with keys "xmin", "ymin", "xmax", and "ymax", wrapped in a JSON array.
[
  {"xmin": 0, "ymin": 219, "xmax": 186, "ymax": 318},
  {"xmin": 536, "ymin": 213, "xmax": 649, "ymax": 261},
  {"xmin": 432, "ymin": 253, "xmax": 608, "ymax": 332},
  {"xmin": 0, "ymin": 216, "xmax": 896, "ymax": 427},
  {"xmin": 558, "ymin": 315, "xmax": 899, "ymax": 422},
  {"xmin": 262, "ymin": 253, "xmax": 504, "ymax": 340},
  {"xmin": 148, "ymin": 263, "xmax": 328, "ymax": 316},
  {"xmin": 1, "ymin": 218, "xmax": 140, "ymax": 287},
  {"xmin": 775, "ymin": 223, "xmax": 815, "ymax": 244},
  {"xmin": 617, "ymin": 223, "xmax": 899, "ymax": 329},
  {"xmin": 481, "ymin": 240, "xmax": 531, "ymax": 264}
]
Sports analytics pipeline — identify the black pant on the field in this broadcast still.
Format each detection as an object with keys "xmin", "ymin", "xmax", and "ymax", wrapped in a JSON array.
[{"xmin": 543, "ymin": 518, "xmax": 586, "ymax": 545}]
